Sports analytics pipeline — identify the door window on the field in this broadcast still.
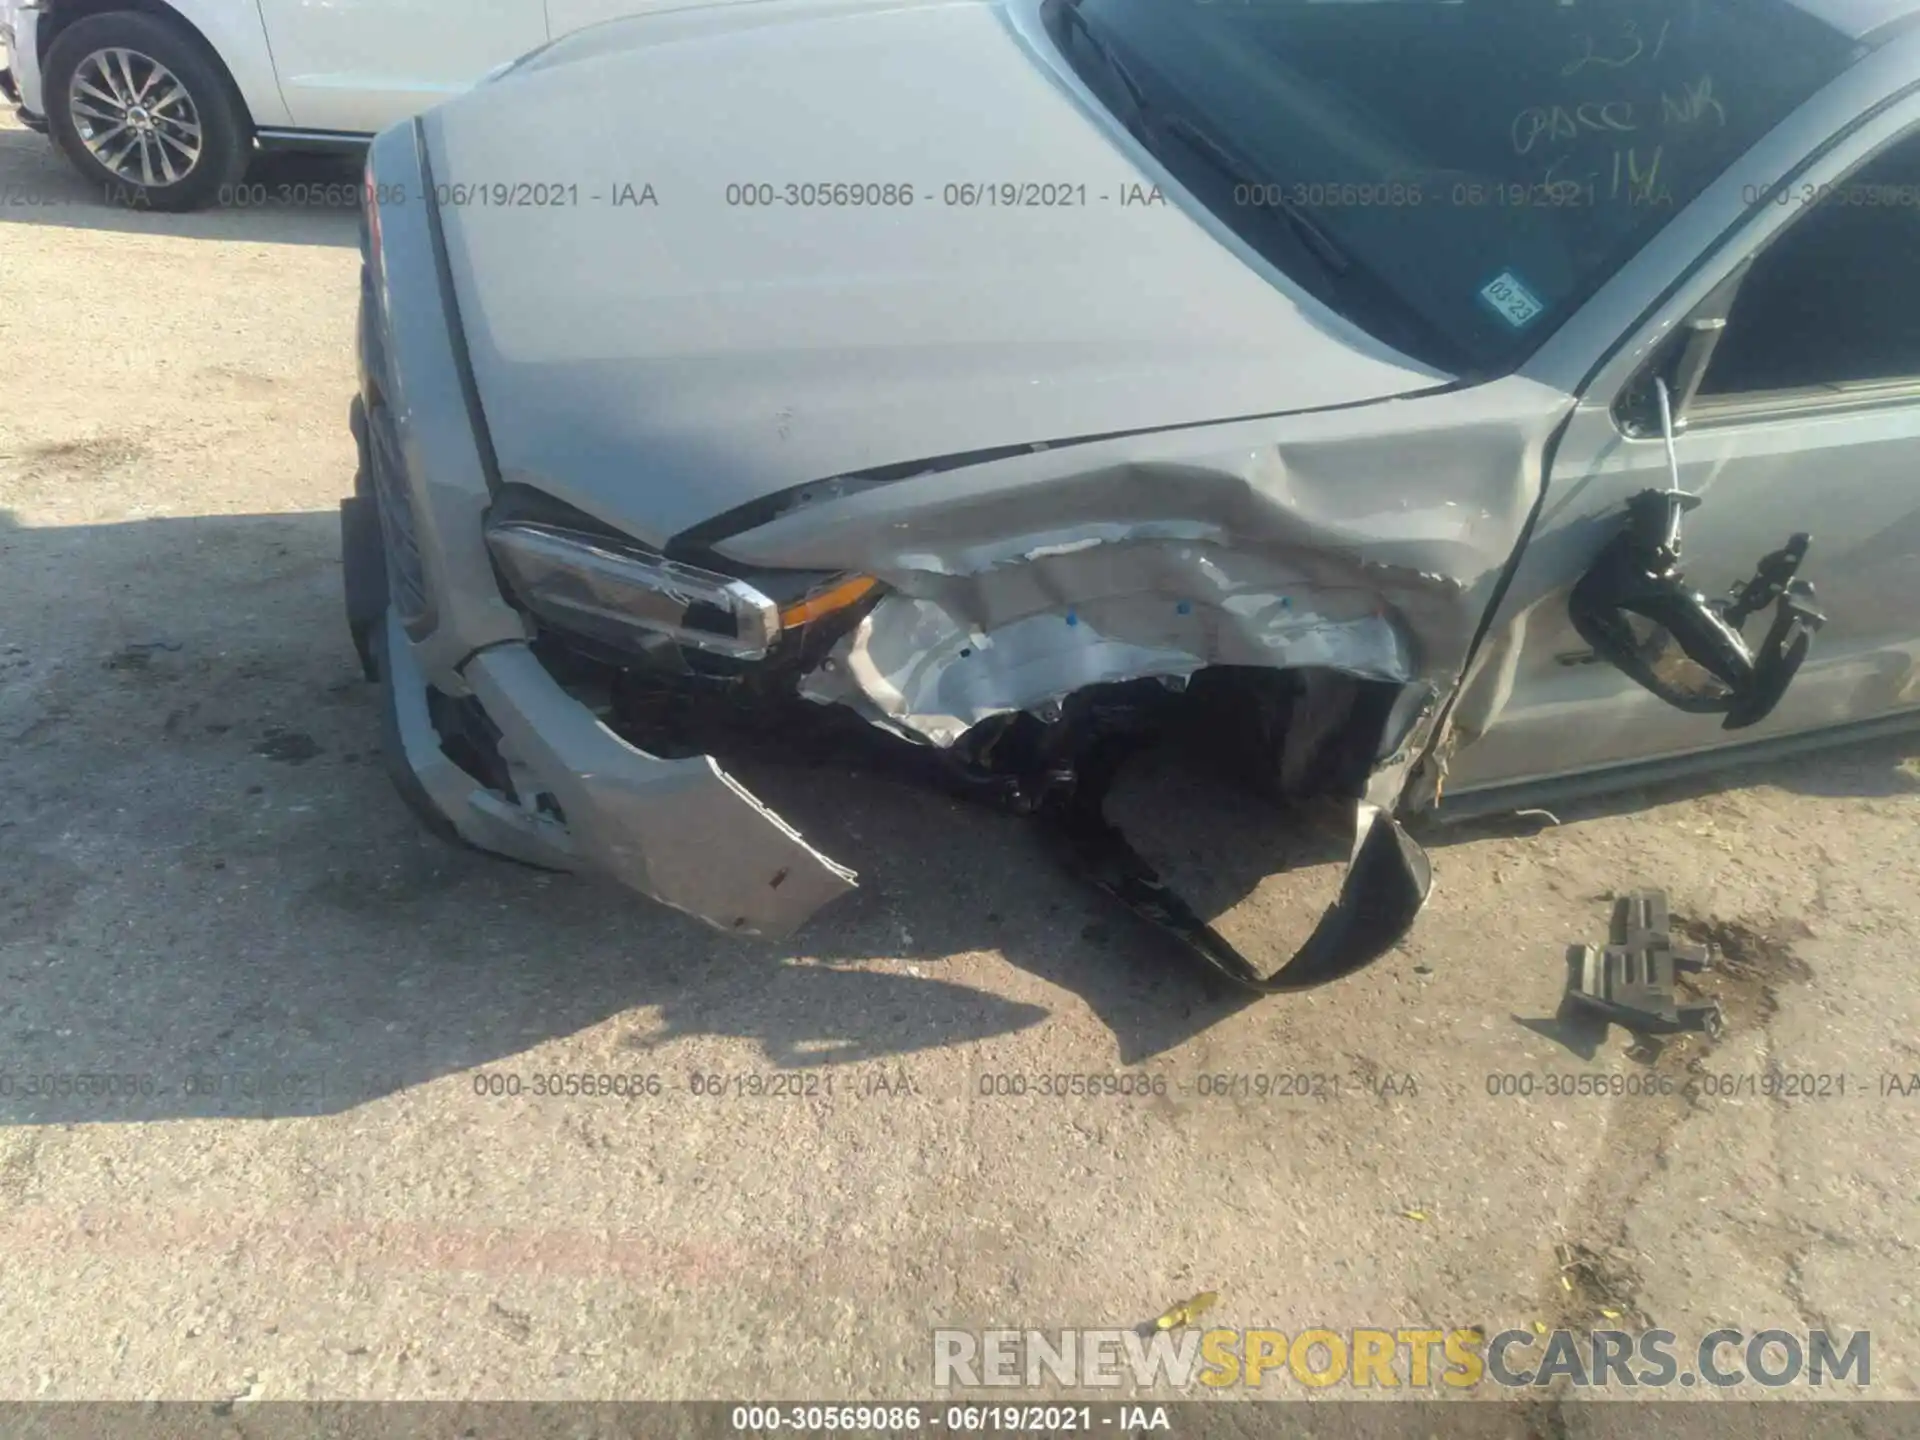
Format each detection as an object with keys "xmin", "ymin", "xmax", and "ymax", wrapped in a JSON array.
[{"xmin": 1697, "ymin": 128, "xmax": 1920, "ymax": 398}]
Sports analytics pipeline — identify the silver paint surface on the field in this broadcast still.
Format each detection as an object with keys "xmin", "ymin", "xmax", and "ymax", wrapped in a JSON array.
[
  {"xmin": 361, "ymin": 121, "xmax": 860, "ymax": 937},
  {"xmin": 420, "ymin": 0, "xmax": 1451, "ymax": 549},
  {"xmin": 798, "ymin": 571, "xmax": 1414, "ymax": 748},
  {"xmin": 358, "ymin": 0, "xmax": 1920, "ymax": 937},
  {"xmin": 463, "ymin": 642, "xmax": 859, "ymax": 938},
  {"xmin": 728, "ymin": 382, "xmax": 1573, "ymax": 767}
]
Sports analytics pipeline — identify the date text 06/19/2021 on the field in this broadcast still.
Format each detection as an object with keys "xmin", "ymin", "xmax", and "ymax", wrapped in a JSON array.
[{"xmin": 727, "ymin": 1405, "xmax": 1165, "ymax": 1433}]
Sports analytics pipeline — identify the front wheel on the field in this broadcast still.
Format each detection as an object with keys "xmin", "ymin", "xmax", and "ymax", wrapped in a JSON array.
[{"xmin": 43, "ymin": 11, "xmax": 251, "ymax": 212}]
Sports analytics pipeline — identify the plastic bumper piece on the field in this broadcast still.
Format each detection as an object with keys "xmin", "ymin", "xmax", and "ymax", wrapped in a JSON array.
[{"xmin": 442, "ymin": 638, "xmax": 859, "ymax": 939}]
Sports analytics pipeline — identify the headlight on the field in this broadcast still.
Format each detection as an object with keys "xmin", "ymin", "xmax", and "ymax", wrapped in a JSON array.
[{"xmin": 487, "ymin": 522, "xmax": 782, "ymax": 660}]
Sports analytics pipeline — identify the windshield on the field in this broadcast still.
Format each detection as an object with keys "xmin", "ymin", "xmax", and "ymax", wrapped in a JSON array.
[{"xmin": 1046, "ymin": 0, "xmax": 1861, "ymax": 376}]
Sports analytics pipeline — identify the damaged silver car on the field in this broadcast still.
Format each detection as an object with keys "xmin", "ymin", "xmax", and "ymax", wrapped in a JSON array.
[{"xmin": 340, "ymin": 0, "xmax": 1920, "ymax": 991}]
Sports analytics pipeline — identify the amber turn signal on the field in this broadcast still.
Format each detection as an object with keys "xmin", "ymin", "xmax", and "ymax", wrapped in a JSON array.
[{"xmin": 779, "ymin": 574, "xmax": 878, "ymax": 630}]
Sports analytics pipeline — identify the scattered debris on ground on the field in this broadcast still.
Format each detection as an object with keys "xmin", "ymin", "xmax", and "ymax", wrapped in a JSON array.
[{"xmin": 1565, "ymin": 890, "xmax": 1724, "ymax": 1040}]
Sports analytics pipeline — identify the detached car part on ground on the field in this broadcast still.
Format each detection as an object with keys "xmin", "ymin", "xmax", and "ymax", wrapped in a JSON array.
[{"xmin": 341, "ymin": 0, "xmax": 1920, "ymax": 992}]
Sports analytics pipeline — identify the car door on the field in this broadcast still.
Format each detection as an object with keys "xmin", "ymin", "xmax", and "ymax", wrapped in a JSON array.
[
  {"xmin": 1443, "ymin": 101, "xmax": 1920, "ymax": 797},
  {"xmin": 255, "ymin": 0, "xmax": 549, "ymax": 134}
]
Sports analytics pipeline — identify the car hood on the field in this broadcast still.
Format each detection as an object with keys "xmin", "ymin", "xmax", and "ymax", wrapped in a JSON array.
[{"xmin": 423, "ymin": 0, "xmax": 1453, "ymax": 547}]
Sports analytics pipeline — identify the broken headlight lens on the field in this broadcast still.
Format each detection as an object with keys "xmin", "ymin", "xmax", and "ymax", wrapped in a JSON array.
[{"xmin": 486, "ymin": 521, "xmax": 782, "ymax": 660}]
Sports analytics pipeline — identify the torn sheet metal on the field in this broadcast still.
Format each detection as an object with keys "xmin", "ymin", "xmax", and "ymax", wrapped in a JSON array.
[
  {"xmin": 709, "ymin": 392, "xmax": 1558, "ymax": 631},
  {"xmin": 892, "ymin": 520, "xmax": 1226, "ymax": 577},
  {"xmin": 800, "ymin": 580, "xmax": 1414, "ymax": 748},
  {"xmin": 795, "ymin": 533, "xmax": 1420, "ymax": 746},
  {"xmin": 718, "ymin": 386, "xmax": 1568, "ymax": 786}
]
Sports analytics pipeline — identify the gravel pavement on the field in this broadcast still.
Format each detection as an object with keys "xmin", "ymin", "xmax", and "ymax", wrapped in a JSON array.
[{"xmin": 3, "ymin": 111, "xmax": 1918, "ymax": 1415}]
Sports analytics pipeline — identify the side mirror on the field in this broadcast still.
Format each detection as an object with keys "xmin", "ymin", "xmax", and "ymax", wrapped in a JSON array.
[{"xmin": 1570, "ymin": 377, "xmax": 1826, "ymax": 731}]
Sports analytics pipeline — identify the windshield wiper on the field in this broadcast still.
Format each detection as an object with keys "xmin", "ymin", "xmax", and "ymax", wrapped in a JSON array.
[
  {"xmin": 1050, "ymin": 2, "xmax": 1350, "ymax": 283},
  {"xmin": 1158, "ymin": 114, "xmax": 1474, "ymax": 373},
  {"xmin": 1049, "ymin": 2, "xmax": 1473, "ymax": 377},
  {"xmin": 1054, "ymin": 0, "xmax": 1153, "ymax": 132},
  {"xmin": 1157, "ymin": 115, "xmax": 1353, "ymax": 279}
]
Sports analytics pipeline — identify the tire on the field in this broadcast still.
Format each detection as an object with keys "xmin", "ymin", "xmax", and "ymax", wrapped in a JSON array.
[{"xmin": 43, "ymin": 11, "xmax": 251, "ymax": 213}]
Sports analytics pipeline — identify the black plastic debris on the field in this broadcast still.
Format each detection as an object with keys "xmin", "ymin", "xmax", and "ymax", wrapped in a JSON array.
[
  {"xmin": 1565, "ymin": 890, "xmax": 1724, "ymax": 1038},
  {"xmin": 1037, "ymin": 727, "xmax": 1430, "ymax": 994}
]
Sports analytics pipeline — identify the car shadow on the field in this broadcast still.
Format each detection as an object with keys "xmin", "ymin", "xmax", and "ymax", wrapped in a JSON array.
[
  {"xmin": 2, "ymin": 506, "xmax": 1912, "ymax": 1124},
  {"xmin": 0, "ymin": 507, "xmax": 1270, "ymax": 1125},
  {"xmin": 0, "ymin": 118, "xmax": 360, "ymax": 247}
]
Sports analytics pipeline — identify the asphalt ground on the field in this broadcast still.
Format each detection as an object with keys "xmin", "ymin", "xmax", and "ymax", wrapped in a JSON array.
[{"xmin": 3, "ymin": 111, "xmax": 1918, "ymax": 1415}]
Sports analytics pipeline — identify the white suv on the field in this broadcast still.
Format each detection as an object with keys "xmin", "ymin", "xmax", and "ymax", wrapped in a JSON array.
[{"xmin": 0, "ymin": 0, "xmax": 660, "ymax": 210}]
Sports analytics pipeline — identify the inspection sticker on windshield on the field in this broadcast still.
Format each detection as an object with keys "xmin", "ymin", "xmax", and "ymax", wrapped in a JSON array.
[{"xmin": 1479, "ymin": 269, "xmax": 1546, "ymax": 329}]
